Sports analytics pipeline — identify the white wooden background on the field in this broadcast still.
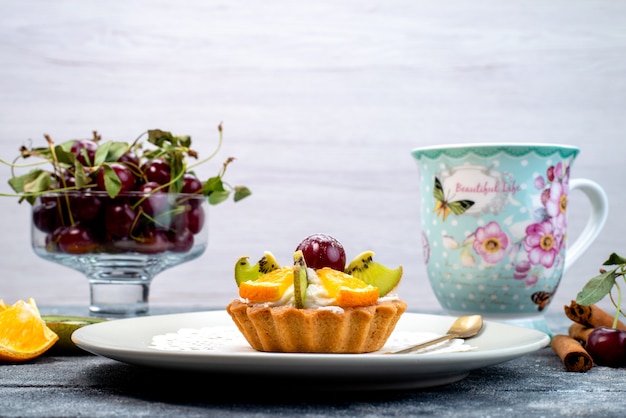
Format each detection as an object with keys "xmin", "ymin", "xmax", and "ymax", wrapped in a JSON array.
[{"xmin": 0, "ymin": 0, "xmax": 625, "ymax": 316}]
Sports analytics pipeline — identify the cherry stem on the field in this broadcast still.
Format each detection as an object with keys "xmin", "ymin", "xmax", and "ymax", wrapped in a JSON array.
[
  {"xmin": 187, "ymin": 123, "xmax": 223, "ymax": 171},
  {"xmin": 613, "ymin": 281, "xmax": 622, "ymax": 329}
]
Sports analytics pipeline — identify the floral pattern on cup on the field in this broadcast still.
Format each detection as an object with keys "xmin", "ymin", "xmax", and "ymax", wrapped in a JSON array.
[{"xmin": 412, "ymin": 144, "xmax": 608, "ymax": 320}]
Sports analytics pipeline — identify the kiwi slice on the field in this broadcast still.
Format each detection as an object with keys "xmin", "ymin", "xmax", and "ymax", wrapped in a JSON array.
[
  {"xmin": 293, "ymin": 250, "xmax": 309, "ymax": 309},
  {"xmin": 345, "ymin": 250, "xmax": 403, "ymax": 297},
  {"xmin": 42, "ymin": 315, "xmax": 107, "ymax": 355},
  {"xmin": 234, "ymin": 251, "xmax": 281, "ymax": 286}
]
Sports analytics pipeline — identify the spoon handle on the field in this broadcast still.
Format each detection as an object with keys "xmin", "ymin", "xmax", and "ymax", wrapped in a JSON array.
[{"xmin": 387, "ymin": 334, "xmax": 457, "ymax": 354}]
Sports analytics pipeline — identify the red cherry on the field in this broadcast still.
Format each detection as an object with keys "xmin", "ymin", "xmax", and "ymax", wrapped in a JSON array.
[
  {"xmin": 138, "ymin": 182, "xmax": 170, "ymax": 216},
  {"xmin": 586, "ymin": 326, "xmax": 626, "ymax": 368},
  {"xmin": 104, "ymin": 201, "xmax": 138, "ymax": 238},
  {"xmin": 33, "ymin": 198, "xmax": 63, "ymax": 233},
  {"xmin": 182, "ymin": 173, "xmax": 203, "ymax": 194},
  {"xmin": 52, "ymin": 224, "xmax": 100, "ymax": 254},
  {"xmin": 71, "ymin": 140, "xmax": 98, "ymax": 166},
  {"xmin": 117, "ymin": 152, "xmax": 140, "ymax": 168},
  {"xmin": 168, "ymin": 228, "xmax": 194, "ymax": 252},
  {"xmin": 295, "ymin": 233, "xmax": 346, "ymax": 271},
  {"xmin": 141, "ymin": 159, "xmax": 171, "ymax": 185},
  {"xmin": 67, "ymin": 193, "xmax": 103, "ymax": 223},
  {"xmin": 96, "ymin": 163, "xmax": 136, "ymax": 193},
  {"xmin": 135, "ymin": 227, "xmax": 170, "ymax": 254},
  {"xmin": 185, "ymin": 205, "xmax": 205, "ymax": 234}
]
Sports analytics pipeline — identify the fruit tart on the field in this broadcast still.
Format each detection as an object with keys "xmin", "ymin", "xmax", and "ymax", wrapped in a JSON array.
[{"xmin": 226, "ymin": 233, "xmax": 407, "ymax": 353}]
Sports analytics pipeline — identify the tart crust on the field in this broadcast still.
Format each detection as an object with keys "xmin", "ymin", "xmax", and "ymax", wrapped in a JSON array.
[{"xmin": 226, "ymin": 299, "xmax": 407, "ymax": 353}]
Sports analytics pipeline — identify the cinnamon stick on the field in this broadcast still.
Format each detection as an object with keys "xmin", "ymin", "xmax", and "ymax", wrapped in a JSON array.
[
  {"xmin": 563, "ymin": 300, "xmax": 626, "ymax": 330},
  {"xmin": 568, "ymin": 323, "xmax": 594, "ymax": 343},
  {"xmin": 551, "ymin": 334, "xmax": 594, "ymax": 372}
]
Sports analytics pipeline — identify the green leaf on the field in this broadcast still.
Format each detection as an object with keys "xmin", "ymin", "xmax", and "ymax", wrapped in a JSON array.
[
  {"xmin": 54, "ymin": 144, "xmax": 76, "ymax": 166},
  {"xmin": 94, "ymin": 141, "xmax": 130, "ymax": 166},
  {"xmin": 73, "ymin": 160, "xmax": 89, "ymax": 188},
  {"xmin": 575, "ymin": 269, "xmax": 618, "ymax": 306},
  {"xmin": 57, "ymin": 140, "xmax": 75, "ymax": 153},
  {"xmin": 107, "ymin": 142, "xmax": 131, "ymax": 163},
  {"xmin": 147, "ymin": 129, "xmax": 175, "ymax": 148},
  {"xmin": 208, "ymin": 190, "xmax": 230, "ymax": 205},
  {"xmin": 202, "ymin": 176, "xmax": 226, "ymax": 194},
  {"xmin": 604, "ymin": 253, "xmax": 626, "ymax": 266},
  {"xmin": 234, "ymin": 186, "xmax": 252, "ymax": 202},
  {"xmin": 100, "ymin": 164, "xmax": 122, "ymax": 198},
  {"xmin": 178, "ymin": 135, "xmax": 191, "ymax": 148},
  {"xmin": 8, "ymin": 169, "xmax": 53, "ymax": 194},
  {"xmin": 94, "ymin": 141, "xmax": 111, "ymax": 166},
  {"xmin": 8, "ymin": 173, "xmax": 29, "ymax": 193}
]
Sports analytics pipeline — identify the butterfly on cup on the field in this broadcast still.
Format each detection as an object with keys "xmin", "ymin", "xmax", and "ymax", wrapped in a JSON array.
[
  {"xmin": 531, "ymin": 291, "xmax": 553, "ymax": 312},
  {"xmin": 432, "ymin": 177, "xmax": 474, "ymax": 222}
]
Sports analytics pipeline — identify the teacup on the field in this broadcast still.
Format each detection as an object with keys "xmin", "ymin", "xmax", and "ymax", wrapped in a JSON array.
[{"xmin": 410, "ymin": 143, "xmax": 609, "ymax": 334}]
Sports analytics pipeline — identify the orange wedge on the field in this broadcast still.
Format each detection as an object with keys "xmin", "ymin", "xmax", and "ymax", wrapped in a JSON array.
[
  {"xmin": 239, "ymin": 267, "xmax": 294, "ymax": 302},
  {"xmin": 0, "ymin": 298, "xmax": 59, "ymax": 362},
  {"xmin": 316, "ymin": 268, "xmax": 380, "ymax": 307}
]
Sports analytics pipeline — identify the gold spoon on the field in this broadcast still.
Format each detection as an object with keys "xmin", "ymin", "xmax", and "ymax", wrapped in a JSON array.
[{"xmin": 388, "ymin": 315, "xmax": 483, "ymax": 354}]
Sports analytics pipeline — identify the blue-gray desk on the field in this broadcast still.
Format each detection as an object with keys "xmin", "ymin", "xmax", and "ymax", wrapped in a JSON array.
[{"xmin": 1, "ymin": 307, "xmax": 625, "ymax": 418}]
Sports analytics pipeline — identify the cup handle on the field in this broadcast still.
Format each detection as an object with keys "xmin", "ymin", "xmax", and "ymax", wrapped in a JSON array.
[{"xmin": 563, "ymin": 178, "xmax": 610, "ymax": 273}]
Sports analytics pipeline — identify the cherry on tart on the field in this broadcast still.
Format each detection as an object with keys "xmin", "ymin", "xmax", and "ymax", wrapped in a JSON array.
[{"xmin": 295, "ymin": 233, "xmax": 347, "ymax": 271}]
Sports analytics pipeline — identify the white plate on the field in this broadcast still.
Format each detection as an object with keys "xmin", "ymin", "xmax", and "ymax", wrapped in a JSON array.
[{"xmin": 72, "ymin": 311, "xmax": 550, "ymax": 391}]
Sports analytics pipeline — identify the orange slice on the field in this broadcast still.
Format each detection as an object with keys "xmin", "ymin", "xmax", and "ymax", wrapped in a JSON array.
[
  {"xmin": 0, "ymin": 298, "xmax": 59, "ymax": 362},
  {"xmin": 239, "ymin": 267, "xmax": 294, "ymax": 302},
  {"xmin": 316, "ymin": 267, "xmax": 380, "ymax": 307}
]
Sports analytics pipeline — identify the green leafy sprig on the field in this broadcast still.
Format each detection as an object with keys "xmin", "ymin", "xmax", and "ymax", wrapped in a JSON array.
[
  {"xmin": 575, "ymin": 253, "xmax": 626, "ymax": 329},
  {"xmin": 1, "ymin": 124, "xmax": 251, "ymax": 205}
]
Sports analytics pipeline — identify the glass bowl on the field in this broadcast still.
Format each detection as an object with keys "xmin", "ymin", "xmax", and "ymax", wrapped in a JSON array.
[{"xmin": 31, "ymin": 190, "xmax": 208, "ymax": 317}]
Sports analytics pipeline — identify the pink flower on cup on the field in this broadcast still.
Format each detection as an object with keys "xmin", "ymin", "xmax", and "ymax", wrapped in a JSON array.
[
  {"xmin": 523, "ymin": 220, "xmax": 561, "ymax": 268},
  {"xmin": 513, "ymin": 259, "xmax": 531, "ymax": 279},
  {"xmin": 525, "ymin": 274, "xmax": 539, "ymax": 286},
  {"xmin": 513, "ymin": 259, "xmax": 541, "ymax": 287},
  {"xmin": 545, "ymin": 179, "xmax": 568, "ymax": 232},
  {"xmin": 472, "ymin": 221, "xmax": 509, "ymax": 264},
  {"xmin": 534, "ymin": 175, "xmax": 545, "ymax": 190}
]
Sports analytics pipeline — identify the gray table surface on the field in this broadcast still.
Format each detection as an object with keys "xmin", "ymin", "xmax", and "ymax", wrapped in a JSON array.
[{"xmin": 2, "ymin": 307, "xmax": 626, "ymax": 418}]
